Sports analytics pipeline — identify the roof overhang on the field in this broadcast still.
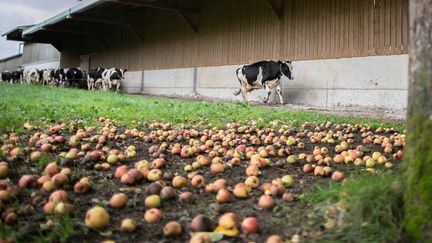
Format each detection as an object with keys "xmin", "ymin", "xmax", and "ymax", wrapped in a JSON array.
[
  {"xmin": 23, "ymin": 0, "xmax": 107, "ymax": 37},
  {"xmin": 5, "ymin": 0, "xmax": 200, "ymax": 50},
  {"xmin": 2, "ymin": 25, "xmax": 34, "ymax": 41}
]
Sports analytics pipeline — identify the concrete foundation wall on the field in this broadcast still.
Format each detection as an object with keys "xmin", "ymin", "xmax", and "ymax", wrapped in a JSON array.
[{"xmin": 121, "ymin": 54, "xmax": 408, "ymax": 110}]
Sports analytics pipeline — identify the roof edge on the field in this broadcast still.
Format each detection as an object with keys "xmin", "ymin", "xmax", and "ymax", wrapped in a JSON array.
[
  {"xmin": 1, "ymin": 25, "xmax": 34, "ymax": 37},
  {"xmin": 0, "ymin": 53, "xmax": 22, "ymax": 62},
  {"xmin": 23, "ymin": 0, "xmax": 106, "ymax": 36}
]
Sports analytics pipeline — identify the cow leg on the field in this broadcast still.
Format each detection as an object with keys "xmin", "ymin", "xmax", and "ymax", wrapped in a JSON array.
[
  {"xmin": 276, "ymin": 84, "xmax": 284, "ymax": 104},
  {"xmin": 108, "ymin": 80, "xmax": 113, "ymax": 91},
  {"xmin": 102, "ymin": 80, "xmax": 108, "ymax": 91},
  {"xmin": 241, "ymin": 83, "xmax": 248, "ymax": 103},
  {"xmin": 263, "ymin": 85, "xmax": 271, "ymax": 103}
]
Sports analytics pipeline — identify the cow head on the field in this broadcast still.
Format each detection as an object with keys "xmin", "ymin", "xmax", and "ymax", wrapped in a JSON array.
[
  {"xmin": 120, "ymin": 69, "xmax": 127, "ymax": 79},
  {"xmin": 278, "ymin": 61, "xmax": 294, "ymax": 80}
]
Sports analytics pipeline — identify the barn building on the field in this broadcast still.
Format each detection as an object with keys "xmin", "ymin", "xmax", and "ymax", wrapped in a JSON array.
[
  {"xmin": 3, "ymin": 0, "xmax": 408, "ymax": 110},
  {"xmin": 0, "ymin": 54, "xmax": 22, "ymax": 73},
  {"xmin": 1, "ymin": 25, "xmax": 61, "ymax": 72}
]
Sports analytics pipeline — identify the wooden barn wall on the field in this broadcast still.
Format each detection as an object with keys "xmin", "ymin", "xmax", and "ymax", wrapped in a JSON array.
[
  {"xmin": 281, "ymin": 0, "xmax": 408, "ymax": 60},
  {"xmin": 60, "ymin": 0, "xmax": 408, "ymax": 71}
]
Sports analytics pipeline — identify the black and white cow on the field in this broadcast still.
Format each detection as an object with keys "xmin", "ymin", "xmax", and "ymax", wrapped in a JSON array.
[
  {"xmin": 101, "ymin": 68, "xmax": 127, "ymax": 92},
  {"xmin": 234, "ymin": 60, "xmax": 294, "ymax": 104},
  {"xmin": 2, "ymin": 70, "xmax": 23, "ymax": 83},
  {"xmin": 53, "ymin": 68, "xmax": 65, "ymax": 87},
  {"xmin": 11, "ymin": 70, "xmax": 23, "ymax": 83},
  {"xmin": 1, "ymin": 71, "xmax": 12, "ymax": 83},
  {"xmin": 42, "ymin": 69, "xmax": 53, "ymax": 86},
  {"xmin": 25, "ymin": 68, "xmax": 41, "ymax": 84},
  {"xmin": 65, "ymin": 67, "xmax": 84, "ymax": 88},
  {"xmin": 87, "ymin": 67, "xmax": 105, "ymax": 91}
]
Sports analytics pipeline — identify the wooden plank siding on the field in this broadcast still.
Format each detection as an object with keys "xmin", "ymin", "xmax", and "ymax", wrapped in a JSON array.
[
  {"xmin": 279, "ymin": 0, "xmax": 408, "ymax": 60},
  {"xmin": 60, "ymin": 0, "xmax": 409, "ymax": 70}
]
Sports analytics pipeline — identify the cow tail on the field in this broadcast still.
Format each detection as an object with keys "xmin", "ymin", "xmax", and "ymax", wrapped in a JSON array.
[{"xmin": 234, "ymin": 67, "xmax": 243, "ymax": 96}]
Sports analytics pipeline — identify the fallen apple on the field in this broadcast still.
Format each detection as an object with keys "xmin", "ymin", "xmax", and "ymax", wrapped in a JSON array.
[
  {"xmin": 331, "ymin": 171, "xmax": 345, "ymax": 182},
  {"xmin": 258, "ymin": 195, "xmax": 274, "ymax": 209},
  {"xmin": 218, "ymin": 212, "xmax": 237, "ymax": 229},
  {"xmin": 241, "ymin": 217, "xmax": 258, "ymax": 234},
  {"xmin": 120, "ymin": 218, "xmax": 136, "ymax": 232},
  {"xmin": 144, "ymin": 208, "xmax": 162, "ymax": 223},
  {"xmin": 163, "ymin": 221, "xmax": 182, "ymax": 236},
  {"xmin": 0, "ymin": 164, "xmax": 9, "ymax": 179},
  {"xmin": 144, "ymin": 195, "xmax": 161, "ymax": 208},
  {"xmin": 85, "ymin": 206, "xmax": 110, "ymax": 230},
  {"xmin": 110, "ymin": 193, "xmax": 128, "ymax": 208},
  {"xmin": 190, "ymin": 214, "xmax": 213, "ymax": 232}
]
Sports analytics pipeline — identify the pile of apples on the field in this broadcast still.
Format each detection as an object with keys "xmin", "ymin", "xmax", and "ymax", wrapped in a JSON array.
[{"xmin": 0, "ymin": 119, "xmax": 404, "ymax": 242}]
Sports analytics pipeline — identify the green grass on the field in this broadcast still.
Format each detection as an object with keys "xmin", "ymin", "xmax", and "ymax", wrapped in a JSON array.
[
  {"xmin": 305, "ymin": 172, "xmax": 405, "ymax": 243},
  {"xmin": 0, "ymin": 83, "xmax": 403, "ymax": 132},
  {"xmin": 33, "ymin": 215, "xmax": 80, "ymax": 243}
]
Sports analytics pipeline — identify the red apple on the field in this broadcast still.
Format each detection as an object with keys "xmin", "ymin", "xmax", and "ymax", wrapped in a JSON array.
[
  {"xmin": 110, "ymin": 193, "xmax": 128, "ymax": 208},
  {"xmin": 44, "ymin": 162, "xmax": 60, "ymax": 176},
  {"xmin": 191, "ymin": 175, "xmax": 205, "ymax": 188},
  {"xmin": 115, "ymin": 165, "xmax": 129, "ymax": 178},
  {"xmin": 144, "ymin": 208, "xmax": 162, "ymax": 223},
  {"xmin": 49, "ymin": 190, "xmax": 68, "ymax": 203},
  {"xmin": 19, "ymin": 175, "xmax": 36, "ymax": 188},
  {"xmin": 258, "ymin": 195, "xmax": 274, "ymax": 209},
  {"xmin": 241, "ymin": 217, "xmax": 258, "ymax": 234}
]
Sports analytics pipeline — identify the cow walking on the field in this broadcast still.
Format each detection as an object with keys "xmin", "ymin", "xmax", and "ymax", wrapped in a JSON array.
[
  {"xmin": 101, "ymin": 68, "xmax": 127, "ymax": 92},
  {"xmin": 65, "ymin": 67, "xmax": 84, "ymax": 88},
  {"xmin": 234, "ymin": 60, "xmax": 294, "ymax": 104},
  {"xmin": 87, "ymin": 67, "xmax": 105, "ymax": 90},
  {"xmin": 53, "ymin": 68, "xmax": 65, "ymax": 87},
  {"xmin": 1, "ymin": 71, "xmax": 12, "ymax": 83},
  {"xmin": 25, "ymin": 68, "xmax": 41, "ymax": 84},
  {"xmin": 42, "ymin": 69, "xmax": 53, "ymax": 86}
]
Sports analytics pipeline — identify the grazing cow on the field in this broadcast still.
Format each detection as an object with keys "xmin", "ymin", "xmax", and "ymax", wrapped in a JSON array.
[
  {"xmin": 234, "ymin": 60, "xmax": 294, "ymax": 104},
  {"xmin": 87, "ymin": 67, "xmax": 105, "ymax": 90},
  {"xmin": 42, "ymin": 69, "xmax": 53, "ymax": 86},
  {"xmin": 101, "ymin": 68, "xmax": 127, "ymax": 92},
  {"xmin": 65, "ymin": 67, "xmax": 83, "ymax": 88},
  {"xmin": 25, "ymin": 68, "xmax": 41, "ymax": 84},
  {"xmin": 53, "ymin": 68, "xmax": 65, "ymax": 86}
]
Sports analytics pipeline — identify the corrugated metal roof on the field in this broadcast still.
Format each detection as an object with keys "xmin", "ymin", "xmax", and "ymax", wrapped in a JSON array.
[{"xmin": 23, "ymin": 0, "xmax": 106, "ymax": 36}]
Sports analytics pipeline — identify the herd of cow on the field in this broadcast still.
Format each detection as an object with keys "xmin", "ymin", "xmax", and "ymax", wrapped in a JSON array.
[
  {"xmin": 1, "ymin": 60, "xmax": 294, "ymax": 104},
  {"xmin": 0, "ymin": 67, "xmax": 127, "ymax": 92}
]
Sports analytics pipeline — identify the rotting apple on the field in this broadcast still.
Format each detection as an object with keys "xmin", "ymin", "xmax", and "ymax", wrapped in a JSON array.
[
  {"xmin": 190, "ymin": 214, "xmax": 213, "ymax": 232},
  {"xmin": 163, "ymin": 221, "xmax": 183, "ymax": 237}
]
